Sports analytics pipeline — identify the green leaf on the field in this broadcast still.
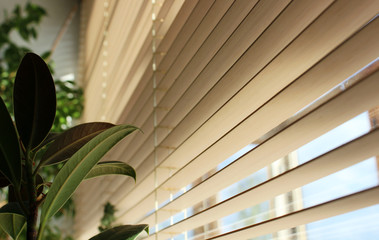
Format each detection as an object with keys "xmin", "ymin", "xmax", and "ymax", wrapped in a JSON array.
[
  {"xmin": 89, "ymin": 225, "xmax": 149, "ymax": 240},
  {"xmin": 0, "ymin": 172, "xmax": 10, "ymax": 188},
  {"xmin": 40, "ymin": 51, "xmax": 51, "ymax": 60},
  {"xmin": 41, "ymin": 122, "xmax": 114, "ymax": 166},
  {"xmin": 13, "ymin": 52, "xmax": 56, "ymax": 150},
  {"xmin": 0, "ymin": 97, "xmax": 21, "ymax": 189},
  {"xmin": 34, "ymin": 132, "xmax": 60, "ymax": 152},
  {"xmin": 39, "ymin": 125, "xmax": 138, "ymax": 237},
  {"xmin": 0, "ymin": 202, "xmax": 26, "ymax": 239},
  {"xmin": 85, "ymin": 161, "xmax": 136, "ymax": 181}
]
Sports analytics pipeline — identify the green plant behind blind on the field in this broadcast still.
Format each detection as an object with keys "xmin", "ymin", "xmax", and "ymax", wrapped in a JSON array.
[{"xmin": 0, "ymin": 2, "xmax": 83, "ymax": 132}]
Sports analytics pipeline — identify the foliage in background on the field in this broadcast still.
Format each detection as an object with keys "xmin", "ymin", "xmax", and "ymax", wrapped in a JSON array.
[
  {"xmin": 0, "ymin": 2, "xmax": 83, "ymax": 132},
  {"xmin": 0, "ymin": 53, "xmax": 148, "ymax": 240},
  {"xmin": 98, "ymin": 202, "xmax": 118, "ymax": 232},
  {"xmin": 0, "ymin": 3, "xmax": 82, "ymax": 239}
]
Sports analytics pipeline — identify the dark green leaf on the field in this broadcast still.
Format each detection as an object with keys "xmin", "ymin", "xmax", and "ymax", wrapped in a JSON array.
[
  {"xmin": 0, "ymin": 202, "xmax": 26, "ymax": 239},
  {"xmin": 34, "ymin": 132, "xmax": 60, "ymax": 152},
  {"xmin": 85, "ymin": 161, "xmax": 136, "ymax": 181},
  {"xmin": 14, "ymin": 52, "xmax": 56, "ymax": 150},
  {"xmin": 18, "ymin": 24, "xmax": 29, "ymax": 41},
  {"xmin": 89, "ymin": 225, "xmax": 149, "ymax": 240},
  {"xmin": 41, "ymin": 122, "xmax": 115, "ymax": 166},
  {"xmin": 13, "ymin": 6, "xmax": 21, "ymax": 17},
  {"xmin": 0, "ymin": 97, "xmax": 21, "ymax": 189},
  {"xmin": 39, "ymin": 125, "xmax": 138, "ymax": 234},
  {"xmin": 40, "ymin": 51, "xmax": 51, "ymax": 60},
  {"xmin": 30, "ymin": 27, "xmax": 37, "ymax": 39},
  {"xmin": 0, "ymin": 172, "xmax": 10, "ymax": 188}
]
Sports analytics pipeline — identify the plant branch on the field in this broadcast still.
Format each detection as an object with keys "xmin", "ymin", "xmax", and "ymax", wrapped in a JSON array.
[{"xmin": 25, "ymin": 150, "xmax": 38, "ymax": 240}]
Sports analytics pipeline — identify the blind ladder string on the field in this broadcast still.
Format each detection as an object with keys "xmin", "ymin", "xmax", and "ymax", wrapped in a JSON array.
[{"xmin": 152, "ymin": 0, "xmax": 159, "ymax": 238}]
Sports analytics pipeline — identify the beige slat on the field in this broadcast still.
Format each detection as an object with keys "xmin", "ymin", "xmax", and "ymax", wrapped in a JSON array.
[
  {"xmin": 81, "ymin": 0, "xmax": 119, "ymax": 121},
  {"xmin": 104, "ymin": 0, "xmax": 148, "ymax": 90},
  {"xmin": 109, "ymin": 0, "xmax": 212, "ymax": 122},
  {"xmin": 77, "ymin": 0, "xmax": 226, "ymax": 220},
  {"xmin": 206, "ymin": 186, "xmax": 379, "ymax": 240},
  {"xmin": 155, "ymin": 0, "xmax": 378, "ymax": 198},
  {"xmin": 104, "ymin": 3, "xmax": 152, "ymax": 120},
  {"xmin": 159, "ymin": 0, "xmax": 378, "ymax": 170},
  {"xmin": 110, "ymin": 0, "xmax": 236, "ymax": 166},
  {"xmin": 76, "ymin": 0, "xmax": 154, "ymax": 231},
  {"xmin": 113, "ymin": 0, "xmax": 377, "ymax": 218},
  {"xmin": 159, "ymin": 114, "xmax": 379, "ymax": 235},
  {"xmin": 111, "ymin": 0, "xmax": 272, "ymax": 172},
  {"xmin": 149, "ymin": 17, "xmax": 379, "ymax": 222},
  {"xmin": 87, "ymin": 0, "xmax": 168, "ymax": 121},
  {"xmin": 90, "ymin": 0, "xmax": 210, "ymax": 167},
  {"xmin": 113, "ymin": 0, "xmax": 198, "ymax": 126},
  {"xmin": 110, "ymin": 0, "xmax": 321, "ymax": 211},
  {"xmin": 113, "ymin": 0, "xmax": 292, "ymax": 171},
  {"xmin": 117, "ymin": 9, "xmax": 379, "ymax": 224},
  {"xmin": 105, "ymin": 0, "xmax": 177, "ymax": 123},
  {"xmin": 104, "ymin": 2, "xmax": 154, "ymax": 119},
  {"xmin": 142, "ymin": 67, "xmax": 379, "ymax": 232},
  {"xmin": 75, "ymin": 0, "xmax": 186, "ymax": 220},
  {"xmin": 78, "ymin": 0, "xmax": 250, "ymax": 218},
  {"xmin": 75, "ymin": 0, "xmax": 379, "ymax": 232},
  {"xmin": 82, "ymin": 0, "xmax": 119, "ymax": 88},
  {"xmin": 123, "ymin": 39, "xmax": 379, "ymax": 225}
]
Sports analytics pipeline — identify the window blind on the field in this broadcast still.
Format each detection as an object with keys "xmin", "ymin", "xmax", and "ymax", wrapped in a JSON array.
[{"xmin": 75, "ymin": 0, "xmax": 379, "ymax": 239}]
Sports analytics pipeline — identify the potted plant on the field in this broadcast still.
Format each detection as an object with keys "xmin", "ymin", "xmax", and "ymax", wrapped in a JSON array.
[{"xmin": 0, "ymin": 53, "xmax": 148, "ymax": 240}]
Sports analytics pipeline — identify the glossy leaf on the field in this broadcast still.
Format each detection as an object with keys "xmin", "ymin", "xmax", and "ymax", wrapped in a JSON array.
[
  {"xmin": 41, "ymin": 122, "xmax": 114, "ymax": 166},
  {"xmin": 0, "ymin": 172, "xmax": 10, "ymax": 188},
  {"xmin": 39, "ymin": 125, "xmax": 138, "ymax": 236},
  {"xmin": 85, "ymin": 161, "xmax": 136, "ymax": 181},
  {"xmin": 0, "ymin": 202, "xmax": 26, "ymax": 239},
  {"xmin": 34, "ymin": 132, "xmax": 60, "ymax": 152},
  {"xmin": 0, "ymin": 96, "xmax": 21, "ymax": 189},
  {"xmin": 89, "ymin": 224, "xmax": 149, "ymax": 240},
  {"xmin": 13, "ymin": 52, "xmax": 56, "ymax": 150}
]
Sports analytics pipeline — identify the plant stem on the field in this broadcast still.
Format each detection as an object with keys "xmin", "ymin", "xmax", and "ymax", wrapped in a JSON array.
[
  {"xmin": 25, "ymin": 151, "xmax": 38, "ymax": 240},
  {"xmin": 27, "ymin": 201, "xmax": 38, "ymax": 240}
]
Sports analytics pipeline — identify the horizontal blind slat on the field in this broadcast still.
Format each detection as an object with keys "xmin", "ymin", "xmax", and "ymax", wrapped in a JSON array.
[
  {"xmin": 75, "ymin": 0, "xmax": 202, "ymax": 222},
  {"xmin": 114, "ymin": 0, "xmax": 378, "ymax": 220},
  {"xmin": 78, "ymin": 0, "xmax": 289, "ymax": 220},
  {"xmin": 206, "ymin": 186, "xmax": 379, "ymax": 240},
  {"xmin": 109, "ymin": 0, "xmax": 334, "ymax": 213},
  {"xmin": 113, "ymin": 0, "xmax": 197, "ymax": 125},
  {"xmin": 110, "ymin": 0, "xmax": 211, "ymax": 123},
  {"xmin": 120, "ymin": 59, "xmax": 379, "ymax": 225},
  {"xmin": 152, "ymin": 17, "xmax": 379, "ymax": 221},
  {"xmin": 76, "ymin": 0, "xmax": 239, "ymax": 221},
  {"xmin": 158, "ymin": 126, "xmax": 379, "ymax": 235},
  {"xmin": 75, "ymin": 0, "xmax": 379, "ymax": 237},
  {"xmin": 141, "ymin": 68, "xmax": 379, "ymax": 235},
  {"xmin": 110, "ymin": 0, "xmax": 243, "ymax": 167}
]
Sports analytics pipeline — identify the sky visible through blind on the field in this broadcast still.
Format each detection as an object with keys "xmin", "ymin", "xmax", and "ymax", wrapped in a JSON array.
[{"xmin": 161, "ymin": 111, "xmax": 379, "ymax": 240}]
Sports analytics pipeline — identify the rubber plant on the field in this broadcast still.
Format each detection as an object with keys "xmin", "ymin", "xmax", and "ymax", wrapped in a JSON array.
[{"xmin": 0, "ymin": 53, "xmax": 148, "ymax": 240}]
